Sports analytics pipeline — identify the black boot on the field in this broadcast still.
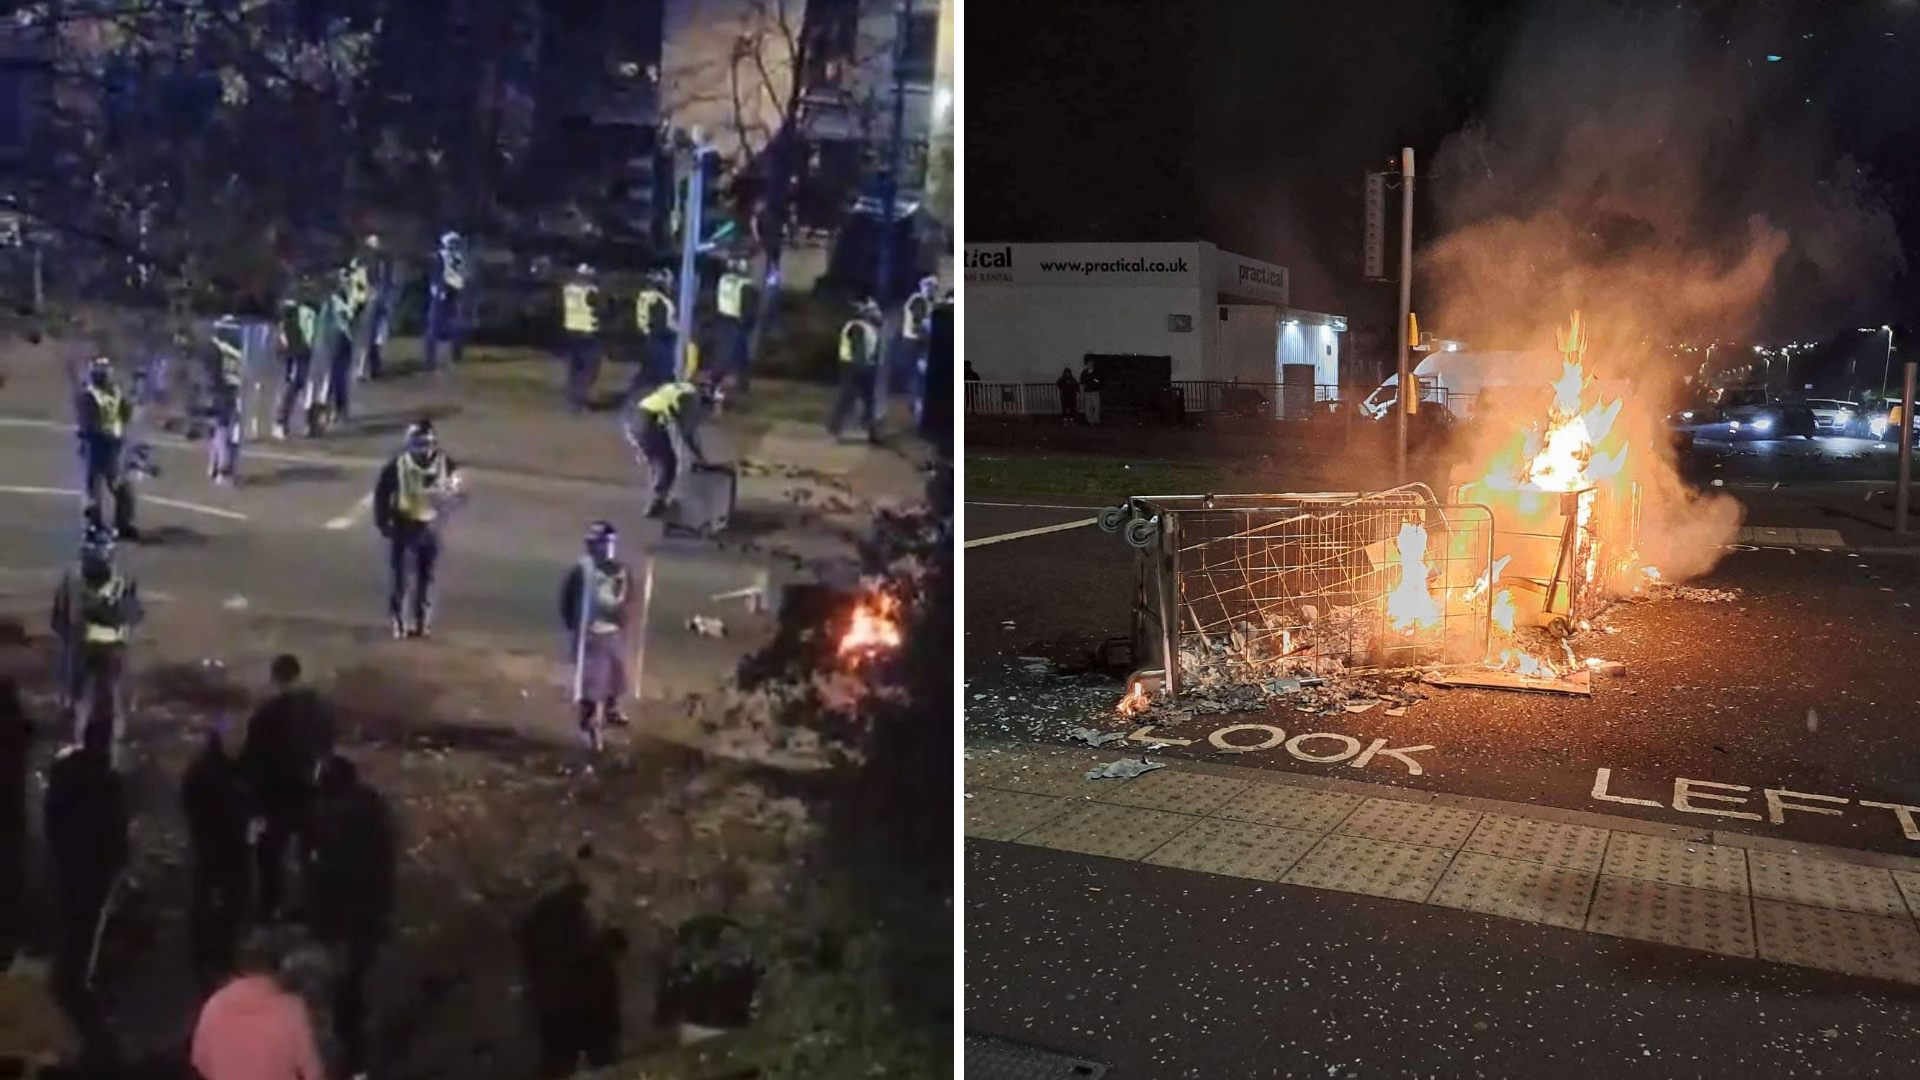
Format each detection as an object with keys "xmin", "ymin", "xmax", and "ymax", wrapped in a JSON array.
[
  {"xmin": 578, "ymin": 702, "xmax": 603, "ymax": 753},
  {"xmin": 604, "ymin": 700, "xmax": 629, "ymax": 728}
]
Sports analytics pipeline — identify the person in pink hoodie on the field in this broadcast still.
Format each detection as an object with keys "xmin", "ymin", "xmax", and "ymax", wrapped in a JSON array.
[{"xmin": 190, "ymin": 927, "xmax": 329, "ymax": 1080}]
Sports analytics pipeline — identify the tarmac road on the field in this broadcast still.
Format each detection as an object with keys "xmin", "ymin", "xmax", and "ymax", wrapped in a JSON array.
[
  {"xmin": 963, "ymin": 459, "xmax": 1920, "ymax": 858},
  {"xmin": 0, "ymin": 417, "xmax": 794, "ymax": 723}
]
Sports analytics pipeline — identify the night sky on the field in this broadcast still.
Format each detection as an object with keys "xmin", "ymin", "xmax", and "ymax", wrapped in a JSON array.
[{"xmin": 968, "ymin": 0, "xmax": 1920, "ymax": 364}]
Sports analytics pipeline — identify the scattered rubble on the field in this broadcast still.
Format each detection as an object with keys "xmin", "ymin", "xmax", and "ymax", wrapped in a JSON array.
[
  {"xmin": 1066, "ymin": 727, "xmax": 1127, "ymax": 747},
  {"xmin": 686, "ymin": 615, "xmax": 728, "ymax": 638},
  {"xmin": 1638, "ymin": 582, "xmax": 1742, "ymax": 604},
  {"xmin": 1085, "ymin": 758, "xmax": 1165, "ymax": 780}
]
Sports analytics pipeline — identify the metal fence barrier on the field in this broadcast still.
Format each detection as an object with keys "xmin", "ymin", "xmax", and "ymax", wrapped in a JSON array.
[
  {"xmin": 965, "ymin": 379, "xmax": 1470, "ymax": 420},
  {"xmin": 1104, "ymin": 485, "xmax": 1495, "ymax": 696}
]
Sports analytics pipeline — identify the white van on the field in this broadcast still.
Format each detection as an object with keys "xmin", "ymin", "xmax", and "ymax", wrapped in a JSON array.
[{"xmin": 1358, "ymin": 350, "xmax": 1567, "ymax": 421}]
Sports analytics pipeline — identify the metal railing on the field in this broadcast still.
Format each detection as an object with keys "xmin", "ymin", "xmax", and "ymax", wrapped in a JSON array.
[
  {"xmin": 1103, "ymin": 485, "xmax": 1496, "ymax": 695},
  {"xmin": 964, "ymin": 379, "xmax": 1474, "ymax": 420}
]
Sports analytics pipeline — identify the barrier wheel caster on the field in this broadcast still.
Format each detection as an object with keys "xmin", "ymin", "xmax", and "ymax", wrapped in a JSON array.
[
  {"xmin": 1097, "ymin": 506, "xmax": 1127, "ymax": 533},
  {"xmin": 1124, "ymin": 517, "xmax": 1158, "ymax": 549}
]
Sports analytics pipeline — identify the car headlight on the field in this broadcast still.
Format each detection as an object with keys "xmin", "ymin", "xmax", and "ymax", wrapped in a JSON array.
[
  {"xmin": 1728, "ymin": 420, "xmax": 1741, "ymax": 431},
  {"xmin": 1752, "ymin": 416, "xmax": 1773, "ymax": 432}
]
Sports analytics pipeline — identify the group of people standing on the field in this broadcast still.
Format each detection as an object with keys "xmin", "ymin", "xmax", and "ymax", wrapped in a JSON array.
[{"xmin": 2, "ymin": 653, "xmax": 394, "ymax": 1079}]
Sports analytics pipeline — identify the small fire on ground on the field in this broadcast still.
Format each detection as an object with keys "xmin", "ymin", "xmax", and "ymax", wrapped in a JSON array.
[{"xmin": 838, "ymin": 587, "xmax": 903, "ymax": 659}]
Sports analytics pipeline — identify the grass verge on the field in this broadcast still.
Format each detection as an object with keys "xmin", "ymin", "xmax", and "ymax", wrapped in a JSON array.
[{"xmin": 966, "ymin": 455, "xmax": 1232, "ymax": 499}]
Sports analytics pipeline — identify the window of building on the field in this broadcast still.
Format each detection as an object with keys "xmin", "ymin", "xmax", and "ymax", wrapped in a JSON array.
[{"xmin": 897, "ymin": 11, "xmax": 937, "ymax": 85}]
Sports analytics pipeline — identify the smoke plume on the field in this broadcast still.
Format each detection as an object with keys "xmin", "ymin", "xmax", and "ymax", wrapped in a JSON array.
[{"xmin": 1422, "ymin": 2, "xmax": 1905, "ymax": 580}]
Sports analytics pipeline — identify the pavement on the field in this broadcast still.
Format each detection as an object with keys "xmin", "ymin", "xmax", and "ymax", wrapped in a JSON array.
[
  {"xmin": 963, "ymin": 430, "xmax": 1920, "ymax": 1076},
  {"xmin": 966, "ymin": 743, "xmax": 1920, "ymax": 1078},
  {"xmin": 0, "ymin": 333, "xmax": 932, "ymax": 742}
]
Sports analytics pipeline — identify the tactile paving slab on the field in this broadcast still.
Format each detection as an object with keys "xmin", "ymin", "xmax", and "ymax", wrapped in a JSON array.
[
  {"xmin": 1429, "ymin": 851, "xmax": 1598, "ymax": 931},
  {"xmin": 1753, "ymin": 900, "xmax": 1920, "ymax": 985},
  {"xmin": 1091, "ymin": 769, "xmax": 1250, "ymax": 816},
  {"xmin": 1142, "ymin": 817, "xmax": 1321, "ymax": 881},
  {"xmin": 1014, "ymin": 802, "xmax": 1199, "ymax": 861},
  {"xmin": 1213, "ymin": 783, "xmax": 1363, "ymax": 833},
  {"xmin": 964, "ymin": 749, "xmax": 1109, "ymax": 798},
  {"xmin": 1281, "ymin": 834, "xmax": 1455, "ymax": 903},
  {"xmin": 1600, "ymin": 832, "xmax": 1749, "ymax": 895},
  {"xmin": 1746, "ymin": 849, "xmax": 1909, "ymax": 918},
  {"xmin": 1463, "ymin": 813, "xmax": 1610, "ymax": 872},
  {"xmin": 1336, "ymin": 798, "xmax": 1481, "ymax": 850},
  {"xmin": 1585, "ymin": 875, "xmax": 1756, "ymax": 958},
  {"xmin": 1893, "ymin": 869, "xmax": 1920, "ymax": 917},
  {"xmin": 964, "ymin": 788, "xmax": 1070, "ymax": 842},
  {"xmin": 963, "ymin": 1034, "xmax": 1110, "ymax": 1079}
]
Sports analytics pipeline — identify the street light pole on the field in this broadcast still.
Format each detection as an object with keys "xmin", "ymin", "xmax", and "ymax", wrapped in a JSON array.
[
  {"xmin": 1883, "ymin": 326, "xmax": 1895, "ymax": 399},
  {"xmin": 1394, "ymin": 146, "xmax": 1414, "ymax": 484},
  {"xmin": 1899, "ymin": 359, "xmax": 1916, "ymax": 539}
]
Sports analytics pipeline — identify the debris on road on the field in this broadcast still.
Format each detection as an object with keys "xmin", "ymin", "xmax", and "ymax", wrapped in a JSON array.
[
  {"xmin": 1424, "ymin": 667, "xmax": 1593, "ymax": 697},
  {"xmin": 1085, "ymin": 758, "xmax": 1165, "ymax": 780},
  {"xmin": 1638, "ymin": 582, "xmax": 1741, "ymax": 604},
  {"xmin": 1067, "ymin": 727, "xmax": 1128, "ymax": 747},
  {"xmin": 1585, "ymin": 658, "xmax": 1627, "ymax": 677},
  {"xmin": 687, "ymin": 615, "xmax": 727, "ymax": 638}
]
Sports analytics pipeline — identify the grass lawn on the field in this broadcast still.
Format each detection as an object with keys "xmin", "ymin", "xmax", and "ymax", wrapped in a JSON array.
[{"xmin": 966, "ymin": 455, "xmax": 1232, "ymax": 499}]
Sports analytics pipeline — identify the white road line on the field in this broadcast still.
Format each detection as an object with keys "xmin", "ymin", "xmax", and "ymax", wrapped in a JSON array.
[
  {"xmin": 325, "ymin": 492, "xmax": 375, "ymax": 531},
  {"xmin": 0, "ymin": 484, "xmax": 248, "ymax": 521},
  {"xmin": 965, "ymin": 501, "xmax": 1110, "ymax": 510},
  {"xmin": 964, "ymin": 517, "xmax": 1098, "ymax": 548}
]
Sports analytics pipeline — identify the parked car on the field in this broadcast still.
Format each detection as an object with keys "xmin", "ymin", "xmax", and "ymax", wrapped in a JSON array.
[
  {"xmin": 1805, "ymin": 398, "xmax": 1866, "ymax": 436},
  {"xmin": 1712, "ymin": 387, "xmax": 1817, "ymax": 439}
]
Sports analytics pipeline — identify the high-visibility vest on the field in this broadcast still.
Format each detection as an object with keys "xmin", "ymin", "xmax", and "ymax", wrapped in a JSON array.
[
  {"xmin": 639, "ymin": 381, "xmax": 695, "ymax": 420},
  {"xmin": 562, "ymin": 282, "xmax": 599, "ymax": 334},
  {"xmin": 345, "ymin": 260, "xmax": 371, "ymax": 310},
  {"xmin": 903, "ymin": 294, "xmax": 932, "ymax": 341},
  {"xmin": 87, "ymin": 385, "xmax": 125, "ymax": 438},
  {"xmin": 440, "ymin": 251, "xmax": 467, "ymax": 293},
  {"xmin": 214, "ymin": 336, "xmax": 243, "ymax": 384},
  {"xmin": 588, "ymin": 564, "xmax": 630, "ymax": 634},
  {"xmin": 83, "ymin": 575, "xmax": 129, "ymax": 644},
  {"xmin": 280, "ymin": 303, "xmax": 317, "ymax": 351},
  {"xmin": 635, "ymin": 289, "xmax": 676, "ymax": 335},
  {"xmin": 717, "ymin": 273, "xmax": 747, "ymax": 319},
  {"xmin": 396, "ymin": 451, "xmax": 450, "ymax": 523},
  {"xmin": 839, "ymin": 319, "xmax": 879, "ymax": 364}
]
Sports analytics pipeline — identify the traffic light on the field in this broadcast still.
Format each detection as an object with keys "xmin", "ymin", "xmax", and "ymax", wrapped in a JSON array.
[{"xmin": 672, "ymin": 150, "xmax": 735, "ymax": 250}]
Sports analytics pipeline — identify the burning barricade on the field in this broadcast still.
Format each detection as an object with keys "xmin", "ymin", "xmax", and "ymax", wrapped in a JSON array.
[{"xmin": 1099, "ymin": 311, "xmax": 1717, "ymax": 715}]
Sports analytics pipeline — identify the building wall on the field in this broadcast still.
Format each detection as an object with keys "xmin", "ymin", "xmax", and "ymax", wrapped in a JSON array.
[
  {"xmin": 1215, "ymin": 304, "xmax": 1280, "ymax": 383},
  {"xmin": 966, "ymin": 283, "xmax": 1206, "ymax": 382},
  {"xmin": 1278, "ymin": 321, "xmax": 1341, "ymax": 387}
]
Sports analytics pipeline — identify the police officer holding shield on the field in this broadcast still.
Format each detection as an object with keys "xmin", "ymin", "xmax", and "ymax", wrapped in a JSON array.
[{"xmin": 560, "ymin": 521, "xmax": 636, "ymax": 752}]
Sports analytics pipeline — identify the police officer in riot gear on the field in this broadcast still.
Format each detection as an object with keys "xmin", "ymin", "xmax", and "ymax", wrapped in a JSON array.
[
  {"xmin": 424, "ymin": 230, "xmax": 469, "ymax": 372},
  {"xmin": 715, "ymin": 259, "xmax": 753, "ymax": 392},
  {"xmin": 827, "ymin": 299, "xmax": 884, "ymax": 443},
  {"xmin": 373, "ymin": 419, "xmax": 461, "ymax": 638},
  {"xmin": 50, "ymin": 524, "xmax": 143, "ymax": 758},
  {"xmin": 560, "ymin": 521, "xmax": 636, "ymax": 752},
  {"xmin": 75, "ymin": 356, "xmax": 138, "ymax": 539},
  {"xmin": 632, "ymin": 267, "xmax": 678, "ymax": 400},
  {"xmin": 560, "ymin": 263, "xmax": 603, "ymax": 413},
  {"xmin": 625, "ymin": 381, "xmax": 708, "ymax": 518},
  {"xmin": 901, "ymin": 275, "xmax": 937, "ymax": 413}
]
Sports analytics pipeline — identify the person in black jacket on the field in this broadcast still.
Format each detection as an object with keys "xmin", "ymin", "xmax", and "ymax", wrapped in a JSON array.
[
  {"xmin": 373, "ymin": 419, "xmax": 462, "ymax": 638},
  {"xmin": 517, "ymin": 845, "xmax": 622, "ymax": 1077},
  {"xmin": 240, "ymin": 654, "xmax": 334, "ymax": 920},
  {"xmin": 1055, "ymin": 367, "xmax": 1080, "ymax": 420},
  {"xmin": 0, "ymin": 679, "xmax": 30, "ymax": 961},
  {"xmin": 303, "ymin": 753, "xmax": 395, "ymax": 1079},
  {"xmin": 182, "ymin": 721, "xmax": 252, "ymax": 990},
  {"xmin": 43, "ymin": 721, "xmax": 128, "ymax": 1064}
]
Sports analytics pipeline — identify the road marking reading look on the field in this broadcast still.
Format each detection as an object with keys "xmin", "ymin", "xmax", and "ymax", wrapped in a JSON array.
[
  {"xmin": 1130, "ymin": 723, "xmax": 1435, "ymax": 775},
  {"xmin": 964, "ymin": 517, "xmax": 1098, "ymax": 548}
]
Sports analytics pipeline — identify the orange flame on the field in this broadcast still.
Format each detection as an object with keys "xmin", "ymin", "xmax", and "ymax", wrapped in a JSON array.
[
  {"xmin": 1117, "ymin": 682, "xmax": 1151, "ymax": 717},
  {"xmin": 1385, "ymin": 523, "xmax": 1443, "ymax": 633},
  {"xmin": 1491, "ymin": 589, "xmax": 1517, "ymax": 634},
  {"xmin": 839, "ymin": 589, "xmax": 902, "ymax": 658}
]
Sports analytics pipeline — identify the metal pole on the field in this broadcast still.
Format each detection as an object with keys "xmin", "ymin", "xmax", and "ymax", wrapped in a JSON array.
[
  {"xmin": 1899, "ymin": 360, "xmax": 1916, "ymax": 539},
  {"xmin": 1882, "ymin": 328, "xmax": 1894, "ymax": 399},
  {"xmin": 874, "ymin": 0, "xmax": 913, "ymax": 422},
  {"xmin": 676, "ymin": 144, "xmax": 709, "ymax": 380},
  {"xmin": 1394, "ymin": 147, "xmax": 1415, "ymax": 483}
]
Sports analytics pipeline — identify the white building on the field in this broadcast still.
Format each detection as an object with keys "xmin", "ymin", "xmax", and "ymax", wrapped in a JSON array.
[{"xmin": 963, "ymin": 241, "xmax": 1345, "ymax": 396}]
